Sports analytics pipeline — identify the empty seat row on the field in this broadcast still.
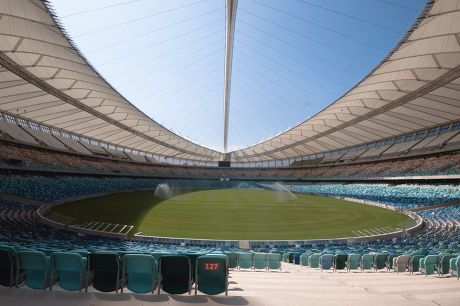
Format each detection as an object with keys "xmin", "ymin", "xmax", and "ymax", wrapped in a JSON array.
[
  {"xmin": 0, "ymin": 247, "xmax": 229, "ymax": 296},
  {"xmin": 235, "ymin": 252, "xmax": 281, "ymax": 271},
  {"xmin": 294, "ymin": 252, "xmax": 460, "ymax": 277}
]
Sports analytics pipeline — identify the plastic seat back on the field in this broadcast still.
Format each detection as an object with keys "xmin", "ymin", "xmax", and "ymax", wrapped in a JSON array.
[
  {"xmin": 421, "ymin": 255, "xmax": 438, "ymax": 276},
  {"xmin": 224, "ymin": 252, "xmax": 238, "ymax": 269},
  {"xmin": 334, "ymin": 254, "xmax": 347, "ymax": 271},
  {"xmin": 393, "ymin": 255, "xmax": 410, "ymax": 273},
  {"xmin": 309, "ymin": 254, "xmax": 321, "ymax": 269},
  {"xmin": 300, "ymin": 253, "xmax": 311, "ymax": 267},
  {"xmin": 253, "ymin": 253, "xmax": 268, "ymax": 270},
  {"xmin": 409, "ymin": 255, "xmax": 423, "ymax": 273},
  {"xmin": 159, "ymin": 255, "xmax": 191, "ymax": 294},
  {"xmin": 347, "ymin": 254, "xmax": 361, "ymax": 271},
  {"xmin": 386, "ymin": 254, "xmax": 399, "ymax": 270},
  {"xmin": 268, "ymin": 253, "xmax": 281, "ymax": 270},
  {"xmin": 238, "ymin": 253, "xmax": 253, "ymax": 270},
  {"xmin": 439, "ymin": 254, "xmax": 455, "ymax": 275},
  {"xmin": 88, "ymin": 251, "xmax": 122, "ymax": 292},
  {"xmin": 195, "ymin": 255, "xmax": 228, "ymax": 295},
  {"xmin": 151, "ymin": 251, "xmax": 170, "ymax": 262},
  {"xmin": 18, "ymin": 251, "xmax": 52, "ymax": 289},
  {"xmin": 0, "ymin": 247, "xmax": 18, "ymax": 287},
  {"xmin": 123, "ymin": 254, "xmax": 157, "ymax": 293},
  {"xmin": 360, "ymin": 254, "xmax": 374, "ymax": 271},
  {"xmin": 451, "ymin": 256, "xmax": 460, "ymax": 279},
  {"xmin": 288, "ymin": 252, "xmax": 294, "ymax": 263},
  {"xmin": 320, "ymin": 254, "xmax": 333, "ymax": 271},
  {"xmin": 294, "ymin": 252, "xmax": 302, "ymax": 265},
  {"xmin": 52, "ymin": 252, "xmax": 87, "ymax": 291},
  {"xmin": 373, "ymin": 254, "xmax": 387, "ymax": 270}
]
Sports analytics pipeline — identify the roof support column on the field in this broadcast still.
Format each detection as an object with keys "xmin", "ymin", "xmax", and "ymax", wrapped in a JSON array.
[{"xmin": 223, "ymin": 0, "xmax": 238, "ymax": 153}]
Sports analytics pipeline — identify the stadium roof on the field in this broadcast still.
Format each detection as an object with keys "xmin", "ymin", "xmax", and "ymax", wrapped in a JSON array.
[{"xmin": 0, "ymin": 0, "xmax": 459, "ymax": 163}]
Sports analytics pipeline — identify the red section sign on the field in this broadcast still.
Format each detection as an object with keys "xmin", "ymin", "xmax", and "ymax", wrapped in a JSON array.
[{"xmin": 203, "ymin": 262, "xmax": 220, "ymax": 271}]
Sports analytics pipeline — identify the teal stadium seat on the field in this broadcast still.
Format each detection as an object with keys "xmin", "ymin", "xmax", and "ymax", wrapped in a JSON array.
[
  {"xmin": 122, "ymin": 254, "xmax": 157, "ymax": 293},
  {"xmin": 346, "ymin": 254, "xmax": 361, "ymax": 272},
  {"xmin": 253, "ymin": 253, "xmax": 268, "ymax": 270},
  {"xmin": 309, "ymin": 253, "xmax": 321, "ymax": 269},
  {"xmin": 268, "ymin": 253, "xmax": 281, "ymax": 270},
  {"xmin": 449, "ymin": 256, "xmax": 460, "ymax": 279},
  {"xmin": 195, "ymin": 254, "xmax": 228, "ymax": 296},
  {"xmin": 360, "ymin": 254, "xmax": 374, "ymax": 271},
  {"xmin": 51, "ymin": 252, "xmax": 89, "ymax": 291},
  {"xmin": 238, "ymin": 253, "xmax": 254, "ymax": 270},
  {"xmin": 300, "ymin": 253, "xmax": 311, "ymax": 267},
  {"xmin": 420, "ymin": 255, "xmax": 439, "ymax": 276},
  {"xmin": 319, "ymin": 254, "xmax": 333, "ymax": 271},
  {"xmin": 18, "ymin": 250, "xmax": 57, "ymax": 290}
]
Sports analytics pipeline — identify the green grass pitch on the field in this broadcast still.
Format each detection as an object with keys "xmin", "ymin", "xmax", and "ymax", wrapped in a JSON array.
[{"xmin": 50, "ymin": 188, "xmax": 412, "ymax": 240}]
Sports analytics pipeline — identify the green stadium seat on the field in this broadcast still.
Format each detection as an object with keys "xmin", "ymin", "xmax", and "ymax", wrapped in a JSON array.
[
  {"xmin": 51, "ymin": 252, "xmax": 89, "ymax": 291},
  {"xmin": 409, "ymin": 255, "xmax": 424, "ymax": 274},
  {"xmin": 373, "ymin": 254, "xmax": 387, "ymax": 270},
  {"xmin": 195, "ymin": 254, "xmax": 228, "ymax": 295},
  {"xmin": 122, "ymin": 254, "xmax": 157, "ymax": 293},
  {"xmin": 151, "ymin": 251, "xmax": 170, "ymax": 262},
  {"xmin": 438, "ymin": 254, "xmax": 456, "ymax": 276},
  {"xmin": 0, "ymin": 246, "xmax": 25, "ymax": 287},
  {"xmin": 385, "ymin": 254, "xmax": 399, "ymax": 271},
  {"xmin": 288, "ymin": 252, "xmax": 294, "ymax": 264},
  {"xmin": 87, "ymin": 251, "xmax": 124, "ymax": 292},
  {"xmin": 224, "ymin": 252, "xmax": 238, "ymax": 269},
  {"xmin": 158, "ymin": 255, "xmax": 191, "ymax": 294},
  {"xmin": 182, "ymin": 252, "xmax": 202, "ymax": 284},
  {"xmin": 333, "ymin": 254, "xmax": 347, "ymax": 271}
]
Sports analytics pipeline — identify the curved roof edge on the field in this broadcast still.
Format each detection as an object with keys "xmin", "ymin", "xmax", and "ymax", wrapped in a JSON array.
[
  {"xmin": 230, "ymin": 0, "xmax": 460, "ymax": 162},
  {"xmin": 0, "ymin": 0, "xmax": 224, "ymax": 161}
]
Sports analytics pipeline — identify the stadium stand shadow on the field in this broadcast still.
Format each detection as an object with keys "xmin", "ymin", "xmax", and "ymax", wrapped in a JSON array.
[
  {"xmin": 170, "ymin": 295, "xmax": 209, "ymax": 303},
  {"xmin": 132, "ymin": 293, "xmax": 169, "ymax": 302},
  {"xmin": 169, "ymin": 295, "xmax": 249, "ymax": 305},
  {"xmin": 208, "ymin": 296, "xmax": 249, "ymax": 305},
  {"xmin": 94, "ymin": 292, "xmax": 131, "ymax": 302}
]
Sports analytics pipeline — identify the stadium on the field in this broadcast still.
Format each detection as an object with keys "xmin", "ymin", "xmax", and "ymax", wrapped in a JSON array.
[{"xmin": 0, "ymin": 0, "xmax": 459, "ymax": 305}]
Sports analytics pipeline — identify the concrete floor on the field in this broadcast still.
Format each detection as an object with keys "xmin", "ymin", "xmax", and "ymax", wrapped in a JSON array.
[{"xmin": 1, "ymin": 263, "xmax": 459, "ymax": 306}]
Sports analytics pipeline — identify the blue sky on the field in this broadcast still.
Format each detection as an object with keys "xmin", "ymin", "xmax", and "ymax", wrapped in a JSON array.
[{"xmin": 50, "ymin": 0, "xmax": 425, "ymax": 152}]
